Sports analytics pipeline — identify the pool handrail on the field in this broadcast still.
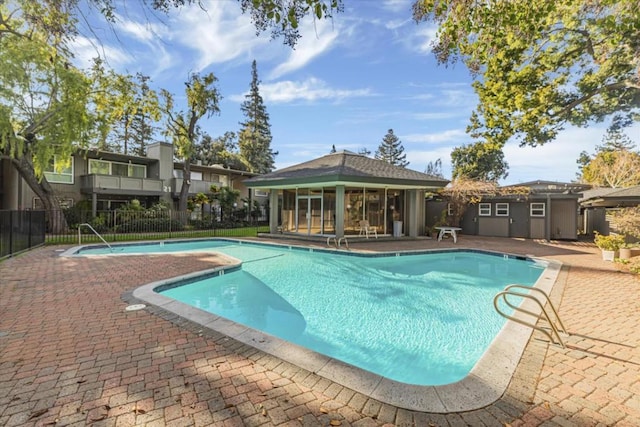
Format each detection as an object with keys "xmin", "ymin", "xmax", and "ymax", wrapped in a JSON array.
[
  {"xmin": 78, "ymin": 223, "xmax": 112, "ymax": 251},
  {"xmin": 493, "ymin": 287, "xmax": 567, "ymax": 348}
]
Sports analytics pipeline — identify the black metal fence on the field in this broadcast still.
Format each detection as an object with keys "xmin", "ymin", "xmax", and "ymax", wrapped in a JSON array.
[
  {"xmin": 46, "ymin": 209, "xmax": 270, "ymax": 245},
  {"xmin": 0, "ymin": 210, "xmax": 46, "ymax": 259}
]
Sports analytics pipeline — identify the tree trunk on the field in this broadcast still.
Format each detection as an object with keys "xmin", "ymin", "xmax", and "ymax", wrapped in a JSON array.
[
  {"xmin": 178, "ymin": 161, "xmax": 191, "ymax": 212},
  {"xmin": 10, "ymin": 155, "xmax": 68, "ymax": 233}
]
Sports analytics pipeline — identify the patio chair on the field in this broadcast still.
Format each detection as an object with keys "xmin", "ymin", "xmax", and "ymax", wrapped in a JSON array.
[
  {"xmin": 358, "ymin": 220, "xmax": 378, "ymax": 239},
  {"xmin": 277, "ymin": 220, "xmax": 289, "ymax": 234}
]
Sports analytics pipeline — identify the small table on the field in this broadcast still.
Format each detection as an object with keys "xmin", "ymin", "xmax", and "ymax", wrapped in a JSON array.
[{"xmin": 435, "ymin": 226, "xmax": 462, "ymax": 243}]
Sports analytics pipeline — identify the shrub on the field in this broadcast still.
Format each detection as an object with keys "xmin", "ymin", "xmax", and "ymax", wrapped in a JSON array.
[
  {"xmin": 115, "ymin": 218, "xmax": 184, "ymax": 233},
  {"xmin": 594, "ymin": 232, "xmax": 625, "ymax": 251}
]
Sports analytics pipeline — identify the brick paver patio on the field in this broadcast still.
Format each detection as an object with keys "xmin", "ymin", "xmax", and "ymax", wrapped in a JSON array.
[{"xmin": 1, "ymin": 236, "xmax": 639, "ymax": 426}]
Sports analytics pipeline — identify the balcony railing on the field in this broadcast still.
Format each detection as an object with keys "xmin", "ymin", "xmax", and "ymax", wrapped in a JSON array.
[
  {"xmin": 172, "ymin": 178, "xmax": 223, "ymax": 195},
  {"xmin": 80, "ymin": 174, "xmax": 164, "ymax": 193}
]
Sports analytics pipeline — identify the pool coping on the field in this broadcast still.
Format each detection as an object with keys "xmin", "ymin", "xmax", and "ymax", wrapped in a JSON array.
[{"xmin": 66, "ymin": 239, "xmax": 562, "ymax": 412}]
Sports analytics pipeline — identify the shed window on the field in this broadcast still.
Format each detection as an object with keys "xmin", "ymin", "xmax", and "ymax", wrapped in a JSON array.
[
  {"xmin": 496, "ymin": 203, "xmax": 509, "ymax": 216},
  {"xmin": 447, "ymin": 203, "xmax": 453, "ymax": 216},
  {"xmin": 479, "ymin": 203, "xmax": 491, "ymax": 216},
  {"xmin": 531, "ymin": 203, "xmax": 546, "ymax": 217}
]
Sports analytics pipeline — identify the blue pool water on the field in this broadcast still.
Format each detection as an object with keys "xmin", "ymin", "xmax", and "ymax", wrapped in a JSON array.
[{"xmin": 78, "ymin": 240, "xmax": 544, "ymax": 385}]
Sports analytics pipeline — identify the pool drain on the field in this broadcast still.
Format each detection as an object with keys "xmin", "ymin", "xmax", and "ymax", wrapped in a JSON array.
[{"xmin": 125, "ymin": 304, "xmax": 146, "ymax": 311}]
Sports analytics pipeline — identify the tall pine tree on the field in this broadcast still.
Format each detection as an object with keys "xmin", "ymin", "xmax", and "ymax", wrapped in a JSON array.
[
  {"xmin": 129, "ymin": 73, "xmax": 159, "ymax": 156},
  {"xmin": 374, "ymin": 129, "xmax": 408, "ymax": 167},
  {"xmin": 238, "ymin": 60, "xmax": 276, "ymax": 173}
]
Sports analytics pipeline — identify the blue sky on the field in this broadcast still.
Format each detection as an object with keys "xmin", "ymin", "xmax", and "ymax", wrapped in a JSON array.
[{"xmin": 73, "ymin": 0, "xmax": 638, "ymax": 185}]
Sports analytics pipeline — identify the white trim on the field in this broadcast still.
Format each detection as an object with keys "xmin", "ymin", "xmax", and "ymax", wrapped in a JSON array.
[
  {"xmin": 496, "ymin": 203, "xmax": 509, "ymax": 216},
  {"xmin": 479, "ymin": 203, "xmax": 491, "ymax": 216},
  {"xmin": 530, "ymin": 202, "xmax": 546, "ymax": 217}
]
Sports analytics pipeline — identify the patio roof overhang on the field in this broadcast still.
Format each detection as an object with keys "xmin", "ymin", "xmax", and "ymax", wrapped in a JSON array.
[{"xmin": 245, "ymin": 175, "xmax": 446, "ymax": 191}]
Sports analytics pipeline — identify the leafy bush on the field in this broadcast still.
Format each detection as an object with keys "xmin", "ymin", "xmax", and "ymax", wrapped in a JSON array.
[
  {"xmin": 115, "ymin": 218, "xmax": 184, "ymax": 233},
  {"xmin": 189, "ymin": 218, "xmax": 217, "ymax": 230},
  {"xmin": 594, "ymin": 232, "xmax": 625, "ymax": 251}
]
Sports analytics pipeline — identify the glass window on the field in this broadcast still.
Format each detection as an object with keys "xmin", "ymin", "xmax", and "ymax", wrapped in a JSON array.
[
  {"xmin": 479, "ymin": 203, "xmax": 491, "ymax": 216},
  {"xmin": 129, "ymin": 164, "xmax": 146, "ymax": 178},
  {"xmin": 112, "ymin": 163, "xmax": 129, "ymax": 177},
  {"xmin": 254, "ymin": 189, "xmax": 269, "ymax": 197},
  {"xmin": 89, "ymin": 159, "xmax": 110, "ymax": 175},
  {"xmin": 447, "ymin": 203, "xmax": 453, "ymax": 216},
  {"xmin": 44, "ymin": 156, "xmax": 74, "ymax": 184},
  {"xmin": 531, "ymin": 203, "xmax": 546, "ymax": 217},
  {"xmin": 190, "ymin": 171, "xmax": 202, "ymax": 181},
  {"xmin": 496, "ymin": 203, "xmax": 509, "ymax": 216}
]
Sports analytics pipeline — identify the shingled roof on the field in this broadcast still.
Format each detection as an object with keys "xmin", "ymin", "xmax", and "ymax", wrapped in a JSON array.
[
  {"xmin": 244, "ymin": 151, "xmax": 449, "ymax": 188},
  {"xmin": 580, "ymin": 185, "xmax": 640, "ymax": 206}
]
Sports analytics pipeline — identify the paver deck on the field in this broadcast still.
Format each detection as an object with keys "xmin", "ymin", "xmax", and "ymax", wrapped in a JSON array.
[{"xmin": 1, "ymin": 236, "xmax": 639, "ymax": 426}]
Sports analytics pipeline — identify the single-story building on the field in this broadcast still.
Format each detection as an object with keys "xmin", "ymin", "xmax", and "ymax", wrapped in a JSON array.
[
  {"xmin": 580, "ymin": 185, "xmax": 640, "ymax": 234},
  {"xmin": 244, "ymin": 151, "xmax": 449, "ymax": 239},
  {"xmin": 426, "ymin": 180, "xmax": 590, "ymax": 241}
]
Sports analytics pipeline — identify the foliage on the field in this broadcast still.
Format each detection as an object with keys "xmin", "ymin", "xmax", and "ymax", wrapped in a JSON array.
[
  {"xmin": 413, "ymin": 0, "xmax": 640, "ymax": 148},
  {"xmin": 0, "ymin": 1, "xmax": 93, "ymax": 222},
  {"xmin": 357, "ymin": 147, "xmax": 371, "ymax": 156},
  {"xmin": 594, "ymin": 232, "xmax": 625, "ymax": 251},
  {"xmin": 210, "ymin": 186, "xmax": 240, "ymax": 222},
  {"xmin": 610, "ymin": 207, "xmax": 640, "ymax": 239},
  {"xmin": 194, "ymin": 131, "xmax": 247, "ymax": 170},
  {"xmin": 161, "ymin": 72, "xmax": 221, "ymax": 211},
  {"xmin": 451, "ymin": 142, "xmax": 508, "ymax": 182},
  {"xmin": 90, "ymin": 62, "xmax": 161, "ymax": 155},
  {"xmin": 375, "ymin": 129, "xmax": 409, "ymax": 167},
  {"xmin": 115, "ymin": 218, "xmax": 184, "ymax": 233},
  {"xmin": 112, "ymin": 73, "xmax": 159, "ymax": 156},
  {"xmin": 238, "ymin": 60, "xmax": 276, "ymax": 173},
  {"xmin": 439, "ymin": 178, "xmax": 530, "ymax": 227},
  {"xmin": 424, "ymin": 158, "xmax": 444, "ymax": 178},
  {"xmin": 580, "ymin": 150, "xmax": 640, "ymax": 188},
  {"xmin": 236, "ymin": 0, "xmax": 344, "ymax": 46},
  {"xmin": 577, "ymin": 127, "xmax": 640, "ymax": 187}
]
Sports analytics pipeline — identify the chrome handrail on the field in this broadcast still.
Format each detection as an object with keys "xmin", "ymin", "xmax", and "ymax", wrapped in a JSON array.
[
  {"xmin": 78, "ymin": 223, "xmax": 112, "ymax": 250},
  {"xmin": 504, "ymin": 284, "xmax": 567, "ymax": 333},
  {"xmin": 493, "ymin": 287, "xmax": 567, "ymax": 348}
]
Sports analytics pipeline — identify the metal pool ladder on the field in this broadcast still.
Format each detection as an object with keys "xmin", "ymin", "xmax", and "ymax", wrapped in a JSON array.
[
  {"xmin": 493, "ymin": 284, "xmax": 568, "ymax": 348},
  {"xmin": 78, "ymin": 223, "xmax": 112, "ymax": 251}
]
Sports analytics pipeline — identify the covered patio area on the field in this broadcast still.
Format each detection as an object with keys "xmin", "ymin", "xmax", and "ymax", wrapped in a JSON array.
[{"xmin": 245, "ymin": 151, "xmax": 449, "ymax": 239}]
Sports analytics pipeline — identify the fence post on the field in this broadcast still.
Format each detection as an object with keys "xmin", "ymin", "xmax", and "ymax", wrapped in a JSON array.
[
  {"xmin": 169, "ymin": 210, "xmax": 172, "ymax": 239},
  {"xmin": 9, "ymin": 211, "xmax": 14, "ymax": 256},
  {"xmin": 28, "ymin": 210, "xmax": 32, "ymax": 249}
]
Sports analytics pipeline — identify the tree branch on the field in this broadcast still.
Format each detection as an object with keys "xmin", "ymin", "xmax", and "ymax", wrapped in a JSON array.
[{"xmin": 550, "ymin": 80, "xmax": 639, "ymax": 119}]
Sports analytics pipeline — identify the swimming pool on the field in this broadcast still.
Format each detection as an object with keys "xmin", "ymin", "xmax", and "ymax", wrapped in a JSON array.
[{"xmin": 70, "ymin": 239, "xmax": 561, "ymax": 412}]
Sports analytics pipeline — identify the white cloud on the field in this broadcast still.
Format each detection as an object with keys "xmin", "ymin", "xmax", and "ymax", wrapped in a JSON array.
[
  {"xmin": 269, "ymin": 18, "xmax": 340, "ymax": 79},
  {"xmin": 170, "ymin": 1, "xmax": 270, "ymax": 71},
  {"xmin": 501, "ymin": 125, "xmax": 610, "ymax": 185},
  {"xmin": 237, "ymin": 78, "xmax": 372, "ymax": 103},
  {"xmin": 385, "ymin": 19, "xmax": 410, "ymax": 30},
  {"xmin": 115, "ymin": 14, "xmax": 167, "ymax": 43},
  {"xmin": 404, "ymin": 129, "xmax": 469, "ymax": 144},
  {"xmin": 70, "ymin": 36, "xmax": 133, "ymax": 71},
  {"xmin": 412, "ymin": 112, "xmax": 463, "ymax": 120},
  {"xmin": 413, "ymin": 25, "xmax": 438, "ymax": 55},
  {"xmin": 406, "ymin": 146, "xmax": 455, "ymax": 176},
  {"xmin": 382, "ymin": 0, "xmax": 413, "ymax": 13}
]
